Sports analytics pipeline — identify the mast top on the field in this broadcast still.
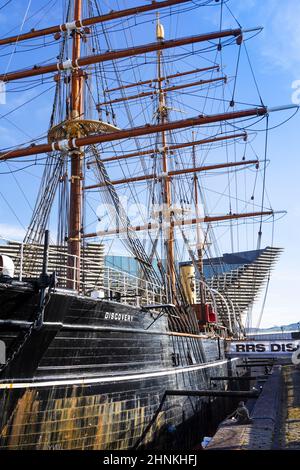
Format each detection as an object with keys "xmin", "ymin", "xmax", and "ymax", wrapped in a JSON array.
[{"xmin": 156, "ymin": 13, "xmax": 165, "ymax": 41}]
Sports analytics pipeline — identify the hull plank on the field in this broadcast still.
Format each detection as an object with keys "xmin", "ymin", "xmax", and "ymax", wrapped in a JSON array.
[
  {"xmin": 0, "ymin": 284, "xmax": 242, "ymax": 449},
  {"xmin": 0, "ymin": 362, "xmax": 237, "ymax": 450}
]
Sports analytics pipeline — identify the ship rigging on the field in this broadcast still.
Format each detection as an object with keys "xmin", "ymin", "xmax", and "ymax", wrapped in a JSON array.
[
  {"xmin": 0, "ymin": 0, "xmax": 297, "ymax": 450},
  {"xmin": 0, "ymin": 0, "xmax": 294, "ymax": 311}
]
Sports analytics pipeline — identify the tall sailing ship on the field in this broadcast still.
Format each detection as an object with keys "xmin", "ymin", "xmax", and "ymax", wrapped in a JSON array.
[{"xmin": 0, "ymin": 0, "xmax": 296, "ymax": 450}]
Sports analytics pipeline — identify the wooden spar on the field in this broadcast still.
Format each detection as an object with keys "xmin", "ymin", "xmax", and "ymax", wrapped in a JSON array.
[
  {"xmin": 0, "ymin": 28, "xmax": 243, "ymax": 83},
  {"xmin": 83, "ymin": 160, "xmax": 259, "ymax": 190},
  {"xmin": 67, "ymin": 0, "xmax": 83, "ymax": 290},
  {"xmin": 88, "ymin": 132, "xmax": 248, "ymax": 165},
  {"xmin": 105, "ymin": 65, "xmax": 220, "ymax": 93},
  {"xmin": 98, "ymin": 76, "xmax": 226, "ymax": 106},
  {"xmin": 0, "ymin": 108, "xmax": 267, "ymax": 161},
  {"xmin": 0, "ymin": 0, "xmax": 192, "ymax": 47},
  {"xmin": 82, "ymin": 211, "xmax": 275, "ymax": 238}
]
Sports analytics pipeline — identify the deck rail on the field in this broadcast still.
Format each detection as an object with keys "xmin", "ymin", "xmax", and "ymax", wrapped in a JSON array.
[{"xmin": 0, "ymin": 237, "xmax": 165, "ymax": 307}]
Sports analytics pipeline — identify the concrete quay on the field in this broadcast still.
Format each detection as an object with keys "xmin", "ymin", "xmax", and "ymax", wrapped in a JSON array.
[
  {"xmin": 275, "ymin": 365, "xmax": 300, "ymax": 449},
  {"xmin": 206, "ymin": 364, "xmax": 300, "ymax": 450}
]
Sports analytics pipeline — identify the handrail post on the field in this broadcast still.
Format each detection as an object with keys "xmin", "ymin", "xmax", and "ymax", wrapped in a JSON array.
[
  {"xmin": 42, "ymin": 230, "xmax": 49, "ymax": 277},
  {"xmin": 19, "ymin": 242, "xmax": 24, "ymax": 281}
]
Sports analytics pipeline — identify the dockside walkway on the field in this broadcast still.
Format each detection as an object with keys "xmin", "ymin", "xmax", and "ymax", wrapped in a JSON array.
[
  {"xmin": 276, "ymin": 364, "xmax": 300, "ymax": 449},
  {"xmin": 206, "ymin": 364, "xmax": 300, "ymax": 450}
]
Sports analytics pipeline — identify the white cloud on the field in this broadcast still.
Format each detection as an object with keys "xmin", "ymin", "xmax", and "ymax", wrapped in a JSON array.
[
  {"xmin": 0, "ymin": 223, "xmax": 25, "ymax": 241},
  {"xmin": 219, "ymin": 1, "xmax": 300, "ymax": 74},
  {"xmin": 257, "ymin": 0, "xmax": 300, "ymax": 72}
]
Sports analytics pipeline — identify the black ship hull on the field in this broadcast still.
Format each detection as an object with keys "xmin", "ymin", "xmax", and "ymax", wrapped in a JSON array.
[{"xmin": 0, "ymin": 282, "xmax": 241, "ymax": 450}]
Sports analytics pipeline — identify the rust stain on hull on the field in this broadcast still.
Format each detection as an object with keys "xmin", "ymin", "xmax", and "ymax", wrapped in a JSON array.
[{"xmin": 0, "ymin": 387, "xmax": 153, "ymax": 450}]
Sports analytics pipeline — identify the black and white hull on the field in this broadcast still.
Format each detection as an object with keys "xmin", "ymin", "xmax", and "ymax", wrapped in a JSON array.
[{"xmin": 0, "ymin": 282, "xmax": 241, "ymax": 450}]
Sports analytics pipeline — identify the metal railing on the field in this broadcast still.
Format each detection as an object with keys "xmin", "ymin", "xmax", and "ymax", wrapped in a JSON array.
[
  {"xmin": 0, "ymin": 237, "xmax": 165, "ymax": 307},
  {"xmin": 195, "ymin": 277, "xmax": 242, "ymax": 336}
]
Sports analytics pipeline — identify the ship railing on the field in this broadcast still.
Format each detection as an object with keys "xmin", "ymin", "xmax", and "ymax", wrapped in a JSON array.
[
  {"xmin": 195, "ymin": 278, "xmax": 242, "ymax": 337},
  {"xmin": 0, "ymin": 237, "xmax": 165, "ymax": 307},
  {"xmin": 102, "ymin": 265, "xmax": 165, "ymax": 306},
  {"xmin": 58, "ymin": 253, "xmax": 165, "ymax": 306}
]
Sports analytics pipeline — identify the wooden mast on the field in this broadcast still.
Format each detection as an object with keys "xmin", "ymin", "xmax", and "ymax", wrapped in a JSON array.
[
  {"xmin": 0, "ymin": 1, "xmax": 292, "ymax": 302},
  {"xmin": 67, "ymin": 0, "xmax": 83, "ymax": 290},
  {"xmin": 192, "ymin": 133, "xmax": 205, "ymax": 306},
  {"xmin": 156, "ymin": 14, "xmax": 176, "ymax": 302}
]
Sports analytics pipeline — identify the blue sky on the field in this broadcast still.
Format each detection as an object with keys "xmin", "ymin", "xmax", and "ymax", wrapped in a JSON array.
[{"xmin": 0, "ymin": 0, "xmax": 299, "ymax": 329}]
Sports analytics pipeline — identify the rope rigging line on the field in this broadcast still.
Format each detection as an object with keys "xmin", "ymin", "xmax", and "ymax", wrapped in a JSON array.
[
  {"xmin": 2, "ymin": 0, "xmax": 32, "ymax": 79},
  {"xmin": 0, "ymin": 0, "xmax": 291, "ymax": 338},
  {"xmin": 257, "ymin": 114, "xmax": 269, "ymax": 250},
  {"xmin": 88, "ymin": 0, "xmax": 179, "ymax": 293},
  {"xmin": 0, "ymin": 0, "xmax": 13, "ymax": 11}
]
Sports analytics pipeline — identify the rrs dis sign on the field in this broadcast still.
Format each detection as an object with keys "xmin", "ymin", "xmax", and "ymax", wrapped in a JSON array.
[{"xmin": 227, "ymin": 340, "xmax": 300, "ymax": 357}]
